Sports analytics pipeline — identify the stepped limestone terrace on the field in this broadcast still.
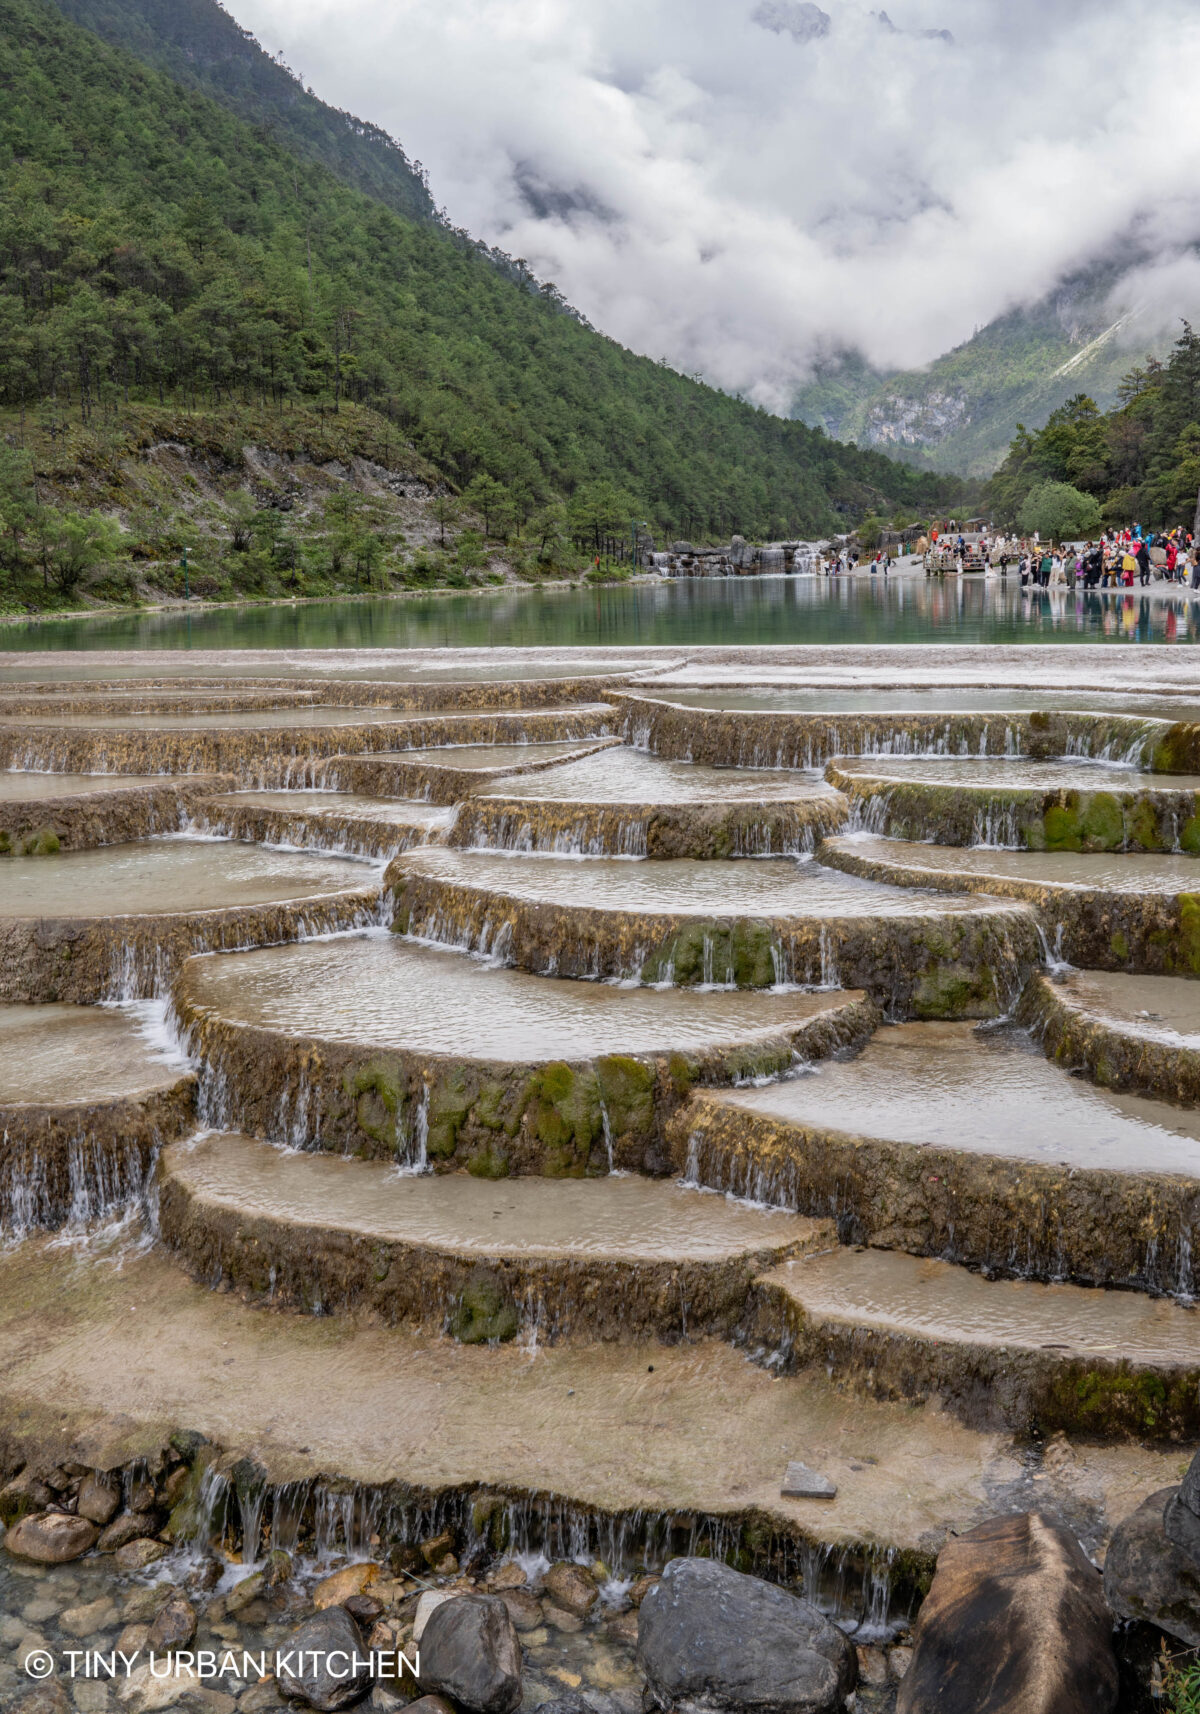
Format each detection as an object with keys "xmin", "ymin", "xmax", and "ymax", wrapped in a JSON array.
[{"xmin": 7, "ymin": 650, "xmax": 1200, "ymax": 1703}]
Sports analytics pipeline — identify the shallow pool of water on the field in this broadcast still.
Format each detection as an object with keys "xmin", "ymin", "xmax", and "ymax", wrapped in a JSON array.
[
  {"xmin": 645, "ymin": 688, "xmax": 1200, "ymax": 719},
  {"xmin": 167, "ymin": 1131, "xmax": 814, "ymax": 1259},
  {"xmin": 835, "ymin": 756, "xmax": 1200, "ymax": 791},
  {"xmin": 184, "ymin": 932, "xmax": 852, "ymax": 1056},
  {"xmin": 0, "ymin": 837, "xmax": 377, "ymax": 917},
  {"xmin": 0, "ymin": 1003, "xmax": 190, "ymax": 1104},
  {"xmin": 400, "ymin": 848, "xmax": 991, "ymax": 916},
  {"xmin": 726, "ymin": 1022, "xmax": 1200, "ymax": 1174},
  {"xmin": 776, "ymin": 1247, "xmax": 1200, "ymax": 1363},
  {"xmin": 1055, "ymin": 971, "xmax": 1200, "ymax": 1044},
  {"xmin": 827, "ymin": 835, "xmax": 1200, "ymax": 893},
  {"xmin": 395, "ymin": 741, "xmax": 611, "ymax": 769},
  {"xmin": 6, "ymin": 580, "xmax": 1200, "ymax": 649},
  {"xmin": 0, "ymin": 770, "xmax": 172, "ymax": 799},
  {"xmin": 480, "ymin": 747, "xmax": 833, "ymax": 802},
  {"xmin": 0, "ymin": 706, "xmax": 499, "ymax": 731},
  {"xmin": 209, "ymin": 791, "xmax": 454, "ymax": 827}
]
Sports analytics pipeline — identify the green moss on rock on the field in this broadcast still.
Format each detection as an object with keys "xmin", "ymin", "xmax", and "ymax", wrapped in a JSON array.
[{"xmin": 450, "ymin": 1269, "xmax": 518, "ymax": 1344}]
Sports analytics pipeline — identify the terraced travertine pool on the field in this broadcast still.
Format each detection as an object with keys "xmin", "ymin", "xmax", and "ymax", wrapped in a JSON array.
[
  {"xmin": 723, "ymin": 1020, "xmax": 1200, "ymax": 1174},
  {"xmin": 478, "ymin": 745, "xmax": 834, "ymax": 800},
  {"xmin": 0, "ymin": 769, "xmax": 171, "ymax": 797},
  {"xmin": 824, "ymin": 834, "xmax": 1200, "ymax": 891},
  {"xmin": 6, "ymin": 647, "xmax": 1200, "ymax": 1693},
  {"xmin": 833, "ymin": 755, "xmax": 1200, "ymax": 791},
  {"xmin": 395, "ymin": 846, "xmax": 994, "ymax": 915},
  {"xmin": 0, "ymin": 836, "xmax": 376, "ymax": 915},
  {"xmin": 0, "ymin": 1002, "xmax": 190, "ymax": 1104},
  {"xmin": 180, "ymin": 931, "xmax": 852, "ymax": 1056}
]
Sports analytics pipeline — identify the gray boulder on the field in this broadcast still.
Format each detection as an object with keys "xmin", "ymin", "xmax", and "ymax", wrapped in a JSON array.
[
  {"xmin": 418, "ymin": 1593, "xmax": 522, "ymax": 1714},
  {"xmin": 1165, "ymin": 1444, "xmax": 1200, "ymax": 1561},
  {"xmin": 1105, "ymin": 1487, "xmax": 1200, "ymax": 1648},
  {"xmin": 277, "ymin": 1605, "xmax": 372, "ymax": 1710},
  {"xmin": 898, "ymin": 1512, "xmax": 1116, "ymax": 1714},
  {"xmin": 636, "ymin": 1557, "xmax": 855, "ymax": 1714}
]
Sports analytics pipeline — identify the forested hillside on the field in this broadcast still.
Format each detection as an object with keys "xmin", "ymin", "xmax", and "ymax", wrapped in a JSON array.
[
  {"xmin": 0, "ymin": 0, "xmax": 961, "ymax": 611},
  {"xmin": 985, "ymin": 324, "xmax": 1200, "ymax": 532}
]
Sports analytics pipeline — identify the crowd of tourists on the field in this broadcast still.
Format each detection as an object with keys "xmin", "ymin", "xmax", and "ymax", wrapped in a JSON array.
[{"xmin": 921, "ymin": 522, "xmax": 1200, "ymax": 589}]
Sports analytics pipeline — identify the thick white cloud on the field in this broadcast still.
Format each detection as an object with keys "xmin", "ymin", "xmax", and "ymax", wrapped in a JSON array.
[{"xmin": 229, "ymin": 0, "xmax": 1200, "ymax": 407}]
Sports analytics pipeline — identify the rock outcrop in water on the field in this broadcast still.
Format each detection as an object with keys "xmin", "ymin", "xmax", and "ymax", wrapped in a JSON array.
[
  {"xmin": 897, "ymin": 1513, "xmax": 1117, "ymax": 1714},
  {"xmin": 637, "ymin": 1557, "xmax": 856, "ymax": 1714}
]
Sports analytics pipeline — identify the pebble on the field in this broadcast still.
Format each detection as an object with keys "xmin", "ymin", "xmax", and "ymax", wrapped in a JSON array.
[{"xmin": 60, "ymin": 1597, "xmax": 119, "ymax": 1638}]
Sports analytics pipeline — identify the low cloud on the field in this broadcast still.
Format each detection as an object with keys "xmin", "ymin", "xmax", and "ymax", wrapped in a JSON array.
[{"xmin": 231, "ymin": 0, "xmax": 1200, "ymax": 408}]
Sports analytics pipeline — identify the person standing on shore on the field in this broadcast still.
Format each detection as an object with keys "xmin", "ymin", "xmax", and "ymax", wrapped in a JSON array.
[{"xmin": 1136, "ymin": 538, "xmax": 1152, "ymax": 586}]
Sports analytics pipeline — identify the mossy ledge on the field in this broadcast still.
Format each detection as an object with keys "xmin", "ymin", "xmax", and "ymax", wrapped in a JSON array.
[
  {"xmin": 0, "ymin": 885, "xmax": 384, "ymax": 1004},
  {"xmin": 0, "ymin": 673, "xmax": 635, "ymax": 714},
  {"xmin": 742, "ymin": 1271, "xmax": 1200, "ymax": 1443},
  {"xmin": 172, "ymin": 968, "xmax": 880, "ymax": 1175},
  {"xmin": 0, "ymin": 1075, "xmax": 196, "ymax": 1232},
  {"xmin": 0, "ymin": 708, "xmax": 615, "ymax": 789},
  {"xmin": 155, "ymin": 1144, "xmax": 833, "ymax": 1343},
  {"xmin": 818, "ymin": 837, "xmax": 1200, "ymax": 975},
  {"xmin": 448, "ymin": 793, "xmax": 849, "ymax": 859},
  {"xmin": 1019, "ymin": 971, "xmax": 1200, "ymax": 1106},
  {"xmin": 827, "ymin": 764, "xmax": 1200, "ymax": 853},
  {"xmin": 615, "ymin": 695, "xmax": 1166, "ymax": 771},
  {"xmin": 0, "ymin": 773, "xmax": 236, "ymax": 854},
  {"xmin": 386, "ymin": 861, "xmax": 1040, "ymax": 1017},
  {"xmin": 668, "ymin": 1091, "xmax": 1200, "ymax": 1294}
]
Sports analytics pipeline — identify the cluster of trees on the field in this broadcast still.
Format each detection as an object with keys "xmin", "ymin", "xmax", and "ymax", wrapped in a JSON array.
[
  {"xmin": 986, "ymin": 324, "xmax": 1200, "ymax": 536},
  {"xmin": 0, "ymin": 0, "xmax": 962, "ymax": 562}
]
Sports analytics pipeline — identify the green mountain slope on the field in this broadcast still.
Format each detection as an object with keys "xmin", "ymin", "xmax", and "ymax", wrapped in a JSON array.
[
  {"xmin": 0, "ymin": 0, "xmax": 961, "ymax": 547},
  {"xmin": 48, "ymin": 0, "xmax": 439, "ymax": 227},
  {"xmin": 793, "ymin": 263, "xmax": 1182, "ymax": 478}
]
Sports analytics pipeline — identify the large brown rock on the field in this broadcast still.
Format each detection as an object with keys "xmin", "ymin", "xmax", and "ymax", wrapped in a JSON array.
[
  {"xmin": 418, "ymin": 1594, "xmax": 522, "ymax": 1714},
  {"xmin": 1104, "ymin": 1486, "xmax": 1200, "ymax": 1648},
  {"xmin": 898, "ymin": 1512, "xmax": 1117, "ymax": 1714},
  {"xmin": 276, "ymin": 1605, "xmax": 372, "ymax": 1710},
  {"xmin": 4, "ymin": 1512, "xmax": 98, "ymax": 1564}
]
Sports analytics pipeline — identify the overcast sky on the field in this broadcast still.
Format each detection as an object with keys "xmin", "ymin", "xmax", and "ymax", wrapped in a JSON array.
[{"xmin": 230, "ymin": 0, "xmax": 1200, "ymax": 409}]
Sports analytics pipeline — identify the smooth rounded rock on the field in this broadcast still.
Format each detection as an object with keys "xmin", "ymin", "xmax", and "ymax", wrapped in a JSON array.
[
  {"xmin": 898, "ymin": 1512, "xmax": 1117, "ymax": 1714},
  {"xmin": 4, "ymin": 1512, "xmax": 98, "ymax": 1564},
  {"xmin": 75, "ymin": 1475, "xmax": 121, "ymax": 1527},
  {"xmin": 542, "ymin": 1563, "xmax": 598, "ymax": 1616},
  {"xmin": 1104, "ymin": 1487, "xmax": 1200, "ymax": 1648},
  {"xmin": 145, "ymin": 1593, "xmax": 197, "ymax": 1653},
  {"xmin": 113, "ymin": 1538, "xmax": 167, "ymax": 1572},
  {"xmin": 418, "ymin": 1593, "xmax": 522, "ymax": 1714},
  {"xmin": 276, "ymin": 1605, "xmax": 372, "ymax": 1710},
  {"xmin": 637, "ymin": 1557, "xmax": 855, "ymax": 1714}
]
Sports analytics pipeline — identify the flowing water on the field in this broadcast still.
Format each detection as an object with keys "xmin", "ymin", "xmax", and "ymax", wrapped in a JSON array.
[
  {"xmin": 479, "ymin": 747, "xmax": 834, "ymax": 801},
  {"xmin": 0, "ymin": 1003, "xmax": 190, "ymax": 1104},
  {"xmin": 828, "ymin": 834, "xmax": 1200, "ymax": 892},
  {"xmin": 0, "ymin": 837, "xmax": 377, "ymax": 916},
  {"xmin": 834, "ymin": 755, "xmax": 1200, "ymax": 791},
  {"xmin": 400, "ymin": 847, "xmax": 992, "ymax": 916},
  {"xmin": 181, "ymin": 932, "xmax": 852, "ymax": 1056},
  {"xmin": 166, "ymin": 1131, "xmax": 815, "ymax": 1260},
  {"xmin": 771, "ymin": 1247, "xmax": 1200, "ymax": 1364},
  {"xmin": 725, "ymin": 1022, "xmax": 1200, "ymax": 1175},
  {"xmin": 0, "ymin": 770, "xmax": 172, "ymax": 798}
]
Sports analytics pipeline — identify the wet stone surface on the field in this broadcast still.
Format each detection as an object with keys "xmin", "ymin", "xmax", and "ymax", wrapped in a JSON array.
[{"xmin": 0, "ymin": 838, "xmax": 379, "ymax": 918}]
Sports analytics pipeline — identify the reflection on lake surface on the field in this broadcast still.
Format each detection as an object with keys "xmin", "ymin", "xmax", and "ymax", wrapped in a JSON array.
[{"xmin": 8, "ymin": 578, "xmax": 1200, "ymax": 651}]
